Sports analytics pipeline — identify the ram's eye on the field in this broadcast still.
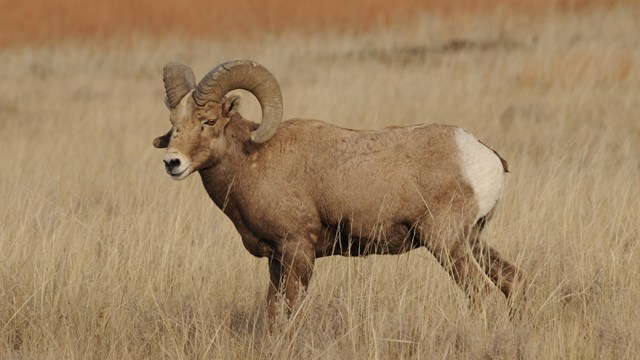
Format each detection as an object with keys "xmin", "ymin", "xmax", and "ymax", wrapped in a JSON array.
[{"xmin": 204, "ymin": 118, "xmax": 217, "ymax": 126}]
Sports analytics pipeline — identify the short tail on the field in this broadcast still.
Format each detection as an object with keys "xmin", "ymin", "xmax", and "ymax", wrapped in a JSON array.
[{"xmin": 479, "ymin": 140, "xmax": 509, "ymax": 173}]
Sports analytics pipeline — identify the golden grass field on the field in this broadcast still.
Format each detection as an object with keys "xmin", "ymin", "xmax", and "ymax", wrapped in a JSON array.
[{"xmin": 1, "ymin": 3, "xmax": 640, "ymax": 359}]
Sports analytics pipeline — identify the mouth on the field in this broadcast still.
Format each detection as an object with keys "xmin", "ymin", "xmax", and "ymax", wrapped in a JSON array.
[{"xmin": 168, "ymin": 166, "xmax": 191, "ymax": 180}]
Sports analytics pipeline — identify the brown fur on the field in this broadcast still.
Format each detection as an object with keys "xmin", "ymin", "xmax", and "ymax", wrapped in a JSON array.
[{"xmin": 155, "ymin": 94, "xmax": 524, "ymax": 329}]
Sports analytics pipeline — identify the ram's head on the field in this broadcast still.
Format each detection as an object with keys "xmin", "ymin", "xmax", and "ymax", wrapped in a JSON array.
[{"xmin": 153, "ymin": 60, "xmax": 283, "ymax": 180}]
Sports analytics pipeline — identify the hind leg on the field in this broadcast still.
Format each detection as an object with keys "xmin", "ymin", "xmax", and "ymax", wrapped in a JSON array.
[
  {"xmin": 415, "ymin": 221, "xmax": 492, "ymax": 304},
  {"xmin": 469, "ymin": 217, "xmax": 527, "ymax": 309}
]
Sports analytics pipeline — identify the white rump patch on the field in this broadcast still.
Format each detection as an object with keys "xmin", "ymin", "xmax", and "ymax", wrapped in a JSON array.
[{"xmin": 455, "ymin": 128, "xmax": 505, "ymax": 221}]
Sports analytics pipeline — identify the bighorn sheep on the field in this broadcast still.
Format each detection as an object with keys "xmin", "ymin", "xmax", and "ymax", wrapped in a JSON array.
[{"xmin": 153, "ymin": 60, "xmax": 525, "ymax": 326}]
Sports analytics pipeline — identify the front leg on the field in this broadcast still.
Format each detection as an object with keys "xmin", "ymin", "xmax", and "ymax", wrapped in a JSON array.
[{"xmin": 266, "ymin": 242, "xmax": 315, "ymax": 331}]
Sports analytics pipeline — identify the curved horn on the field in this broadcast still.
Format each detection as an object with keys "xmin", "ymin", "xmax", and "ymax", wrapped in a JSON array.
[
  {"xmin": 193, "ymin": 60, "xmax": 283, "ymax": 143},
  {"xmin": 163, "ymin": 63, "xmax": 196, "ymax": 109}
]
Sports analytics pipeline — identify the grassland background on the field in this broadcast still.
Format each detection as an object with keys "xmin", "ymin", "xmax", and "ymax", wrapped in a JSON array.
[{"xmin": 1, "ymin": 1, "xmax": 640, "ymax": 359}]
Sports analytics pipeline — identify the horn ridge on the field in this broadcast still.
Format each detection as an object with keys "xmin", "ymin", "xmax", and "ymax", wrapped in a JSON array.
[
  {"xmin": 194, "ymin": 60, "xmax": 283, "ymax": 143},
  {"xmin": 163, "ymin": 63, "xmax": 196, "ymax": 109}
]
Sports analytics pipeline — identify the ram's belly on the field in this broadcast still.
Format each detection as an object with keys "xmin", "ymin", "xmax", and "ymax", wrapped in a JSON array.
[{"xmin": 318, "ymin": 220, "xmax": 420, "ymax": 257}]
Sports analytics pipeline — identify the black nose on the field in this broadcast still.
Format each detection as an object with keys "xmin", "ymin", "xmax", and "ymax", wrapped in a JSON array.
[{"xmin": 164, "ymin": 158, "xmax": 181, "ymax": 173}]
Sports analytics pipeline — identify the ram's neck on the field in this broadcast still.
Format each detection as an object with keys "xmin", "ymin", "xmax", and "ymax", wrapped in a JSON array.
[{"xmin": 197, "ymin": 114, "xmax": 258, "ymax": 211}]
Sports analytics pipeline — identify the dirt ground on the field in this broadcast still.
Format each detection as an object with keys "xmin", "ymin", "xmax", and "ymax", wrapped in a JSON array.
[{"xmin": 0, "ymin": 0, "xmax": 628, "ymax": 46}]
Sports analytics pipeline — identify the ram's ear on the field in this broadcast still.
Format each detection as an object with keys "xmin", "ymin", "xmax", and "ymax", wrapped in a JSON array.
[
  {"xmin": 153, "ymin": 130, "xmax": 171, "ymax": 148},
  {"xmin": 222, "ymin": 93, "xmax": 242, "ymax": 118}
]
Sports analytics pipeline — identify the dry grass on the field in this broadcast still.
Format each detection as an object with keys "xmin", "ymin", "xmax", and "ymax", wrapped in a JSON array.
[{"xmin": 1, "ymin": 4, "xmax": 640, "ymax": 359}]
